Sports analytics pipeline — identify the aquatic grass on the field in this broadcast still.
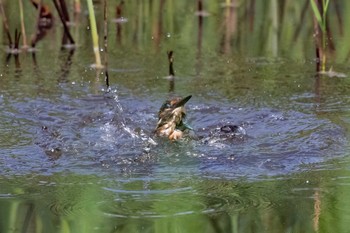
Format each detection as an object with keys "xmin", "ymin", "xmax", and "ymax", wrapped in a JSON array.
[
  {"xmin": 4, "ymin": 29, "xmax": 21, "ymax": 65},
  {"xmin": 58, "ymin": 0, "xmax": 70, "ymax": 23},
  {"xmin": 14, "ymin": 28, "xmax": 21, "ymax": 50},
  {"xmin": 87, "ymin": 0, "xmax": 103, "ymax": 68},
  {"xmin": 103, "ymin": 0, "xmax": 109, "ymax": 89},
  {"xmin": 0, "ymin": 1, "xmax": 345, "ymax": 69},
  {"xmin": 0, "ymin": 0, "xmax": 13, "ymax": 49},
  {"xmin": 18, "ymin": 0, "xmax": 28, "ymax": 49},
  {"xmin": 310, "ymin": 0, "xmax": 330, "ymax": 71},
  {"xmin": 197, "ymin": 0, "xmax": 203, "ymax": 56},
  {"xmin": 310, "ymin": 0, "xmax": 330, "ymax": 33},
  {"xmin": 52, "ymin": 0, "xmax": 75, "ymax": 47}
]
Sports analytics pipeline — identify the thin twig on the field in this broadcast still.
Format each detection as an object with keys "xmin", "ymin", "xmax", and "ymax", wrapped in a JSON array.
[
  {"xmin": 167, "ymin": 51, "xmax": 175, "ymax": 93},
  {"xmin": 52, "ymin": 0, "xmax": 75, "ymax": 45},
  {"xmin": 14, "ymin": 29, "xmax": 21, "ymax": 50},
  {"xmin": 104, "ymin": 0, "xmax": 109, "ymax": 88}
]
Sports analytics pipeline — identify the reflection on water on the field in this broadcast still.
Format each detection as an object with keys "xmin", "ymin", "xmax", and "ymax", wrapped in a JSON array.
[
  {"xmin": 2, "ymin": 168, "xmax": 350, "ymax": 233},
  {"xmin": 1, "ymin": 0, "xmax": 350, "ymax": 232}
]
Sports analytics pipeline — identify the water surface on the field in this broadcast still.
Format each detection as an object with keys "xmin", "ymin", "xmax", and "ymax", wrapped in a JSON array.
[{"xmin": 1, "ymin": 1, "xmax": 350, "ymax": 232}]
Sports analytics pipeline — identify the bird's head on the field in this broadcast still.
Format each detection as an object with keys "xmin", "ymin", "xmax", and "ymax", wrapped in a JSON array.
[{"xmin": 155, "ymin": 95, "xmax": 192, "ymax": 140}]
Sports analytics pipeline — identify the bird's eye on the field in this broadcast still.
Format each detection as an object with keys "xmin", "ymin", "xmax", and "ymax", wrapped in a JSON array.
[{"xmin": 160, "ymin": 102, "xmax": 171, "ymax": 111}]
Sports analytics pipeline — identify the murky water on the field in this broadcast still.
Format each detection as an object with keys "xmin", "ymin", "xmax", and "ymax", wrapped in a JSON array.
[{"xmin": 2, "ymin": 1, "xmax": 350, "ymax": 232}]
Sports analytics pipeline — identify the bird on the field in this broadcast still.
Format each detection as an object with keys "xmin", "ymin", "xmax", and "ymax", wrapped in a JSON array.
[{"xmin": 155, "ymin": 95, "xmax": 192, "ymax": 141}]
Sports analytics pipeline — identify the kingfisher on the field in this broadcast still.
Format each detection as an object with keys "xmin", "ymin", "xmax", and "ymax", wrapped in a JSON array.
[{"xmin": 155, "ymin": 95, "xmax": 193, "ymax": 141}]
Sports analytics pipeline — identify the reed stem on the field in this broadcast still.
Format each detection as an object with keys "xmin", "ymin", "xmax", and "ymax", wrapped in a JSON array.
[
  {"xmin": 0, "ymin": 0, "xmax": 13, "ymax": 48},
  {"xmin": 167, "ymin": 51, "xmax": 175, "ymax": 93},
  {"xmin": 310, "ymin": 0, "xmax": 329, "ymax": 71},
  {"xmin": 87, "ymin": 0, "xmax": 102, "ymax": 68},
  {"xmin": 18, "ymin": 0, "xmax": 28, "ymax": 49},
  {"xmin": 103, "ymin": 0, "xmax": 109, "ymax": 88},
  {"xmin": 52, "ymin": 0, "xmax": 75, "ymax": 45}
]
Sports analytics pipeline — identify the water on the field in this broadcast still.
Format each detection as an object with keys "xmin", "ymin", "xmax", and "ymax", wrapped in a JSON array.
[{"xmin": 1, "ymin": 1, "xmax": 350, "ymax": 232}]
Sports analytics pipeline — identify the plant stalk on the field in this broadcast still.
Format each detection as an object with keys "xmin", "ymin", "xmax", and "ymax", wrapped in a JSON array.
[
  {"xmin": 104, "ymin": 0, "xmax": 109, "ymax": 88},
  {"xmin": 87, "ymin": 0, "xmax": 102, "ymax": 68},
  {"xmin": 52, "ymin": 0, "xmax": 75, "ymax": 45},
  {"xmin": 18, "ymin": 0, "xmax": 28, "ymax": 48},
  {"xmin": 0, "ymin": 0, "xmax": 13, "ymax": 48}
]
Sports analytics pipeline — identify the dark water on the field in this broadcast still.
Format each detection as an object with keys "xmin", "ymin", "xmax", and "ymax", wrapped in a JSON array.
[{"xmin": 2, "ymin": 1, "xmax": 350, "ymax": 232}]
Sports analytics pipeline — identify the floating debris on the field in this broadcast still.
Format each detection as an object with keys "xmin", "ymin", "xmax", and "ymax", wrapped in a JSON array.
[{"xmin": 318, "ymin": 67, "xmax": 347, "ymax": 78}]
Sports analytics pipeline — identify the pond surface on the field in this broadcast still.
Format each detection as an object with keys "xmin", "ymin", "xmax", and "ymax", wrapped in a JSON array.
[{"xmin": 1, "ymin": 1, "xmax": 350, "ymax": 232}]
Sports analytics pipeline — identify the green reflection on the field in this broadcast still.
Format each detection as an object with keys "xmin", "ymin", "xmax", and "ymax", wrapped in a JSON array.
[{"xmin": 1, "ymin": 168, "xmax": 349, "ymax": 233}]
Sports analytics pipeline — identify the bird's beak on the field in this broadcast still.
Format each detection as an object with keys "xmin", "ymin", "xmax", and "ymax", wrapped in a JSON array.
[
  {"xmin": 182, "ymin": 122, "xmax": 193, "ymax": 130},
  {"xmin": 174, "ymin": 95, "xmax": 192, "ymax": 108}
]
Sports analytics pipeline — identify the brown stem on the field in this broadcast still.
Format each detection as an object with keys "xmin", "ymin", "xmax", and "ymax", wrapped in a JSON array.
[
  {"xmin": 14, "ymin": 29, "xmax": 21, "ymax": 50},
  {"xmin": 0, "ymin": 0, "xmax": 13, "ymax": 48},
  {"xmin": 312, "ymin": 0, "xmax": 324, "ymax": 72},
  {"xmin": 197, "ymin": 0, "xmax": 203, "ymax": 57},
  {"xmin": 116, "ymin": 0, "xmax": 124, "ymax": 44},
  {"xmin": 167, "ymin": 51, "xmax": 175, "ymax": 76},
  {"xmin": 58, "ymin": 0, "xmax": 70, "ymax": 22},
  {"xmin": 167, "ymin": 51, "xmax": 175, "ymax": 93},
  {"xmin": 52, "ymin": 0, "xmax": 75, "ymax": 45},
  {"xmin": 104, "ymin": 0, "xmax": 109, "ymax": 88}
]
